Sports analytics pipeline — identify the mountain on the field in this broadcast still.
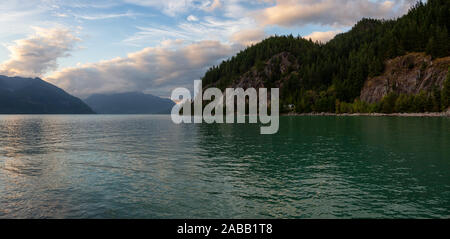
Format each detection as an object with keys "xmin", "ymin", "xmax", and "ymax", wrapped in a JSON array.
[
  {"xmin": 84, "ymin": 92, "xmax": 175, "ymax": 114},
  {"xmin": 0, "ymin": 75, "xmax": 95, "ymax": 114},
  {"xmin": 360, "ymin": 53, "xmax": 450, "ymax": 104},
  {"xmin": 201, "ymin": 0, "xmax": 450, "ymax": 113}
]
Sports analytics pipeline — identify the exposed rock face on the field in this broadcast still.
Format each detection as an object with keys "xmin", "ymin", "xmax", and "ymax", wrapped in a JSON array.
[
  {"xmin": 202, "ymin": 52, "xmax": 299, "ymax": 106},
  {"xmin": 234, "ymin": 52, "xmax": 298, "ymax": 88},
  {"xmin": 360, "ymin": 53, "xmax": 450, "ymax": 103},
  {"xmin": 204, "ymin": 52, "xmax": 299, "ymax": 90},
  {"xmin": 205, "ymin": 52, "xmax": 449, "ymax": 106}
]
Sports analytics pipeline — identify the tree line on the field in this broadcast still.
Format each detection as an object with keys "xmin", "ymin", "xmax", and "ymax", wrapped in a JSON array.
[{"xmin": 201, "ymin": 0, "xmax": 450, "ymax": 113}]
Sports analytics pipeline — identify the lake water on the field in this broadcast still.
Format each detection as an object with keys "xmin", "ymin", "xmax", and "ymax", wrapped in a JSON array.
[{"xmin": 0, "ymin": 115, "xmax": 449, "ymax": 218}]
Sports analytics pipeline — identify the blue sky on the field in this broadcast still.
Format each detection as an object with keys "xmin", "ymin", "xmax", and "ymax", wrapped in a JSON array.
[{"xmin": 0, "ymin": 0, "xmax": 416, "ymax": 97}]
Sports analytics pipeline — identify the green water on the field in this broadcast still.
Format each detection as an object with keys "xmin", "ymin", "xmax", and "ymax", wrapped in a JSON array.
[{"xmin": 0, "ymin": 115, "xmax": 449, "ymax": 218}]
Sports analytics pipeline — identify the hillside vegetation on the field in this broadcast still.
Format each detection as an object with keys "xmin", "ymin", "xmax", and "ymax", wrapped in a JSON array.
[{"xmin": 201, "ymin": 0, "xmax": 450, "ymax": 113}]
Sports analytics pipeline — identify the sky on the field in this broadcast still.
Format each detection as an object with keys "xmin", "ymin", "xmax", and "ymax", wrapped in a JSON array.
[{"xmin": 0, "ymin": 0, "xmax": 417, "ymax": 98}]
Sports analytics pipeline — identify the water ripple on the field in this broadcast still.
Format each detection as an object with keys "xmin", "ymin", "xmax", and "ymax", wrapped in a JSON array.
[{"xmin": 0, "ymin": 115, "xmax": 449, "ymax": 218}]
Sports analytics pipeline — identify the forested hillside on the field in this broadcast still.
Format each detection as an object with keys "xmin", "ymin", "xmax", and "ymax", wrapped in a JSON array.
[{"xmin": 201, "ymin": 0, "xmax": 450, "ymax": 113}]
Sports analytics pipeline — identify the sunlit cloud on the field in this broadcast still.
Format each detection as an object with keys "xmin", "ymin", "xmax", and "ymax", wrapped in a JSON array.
[
  {"xmin": 187, "ymin": 15, "xmax": 199, "ymax": 22},
  {"xmin": 255, "ymin": 0, "xmax": 416, "ymax": 27},
  {"xmin": 46, "ymin": 40, "xmax": 239, "ymax": 97},
  {"xmin": 0, "ymin": 27, "xmax": 79, "ymax": 78},
  {"xmin": 203, "ymin": 0, "xmax": 222, "ymax": 12},
  {"xmin": 304, "ymin": 29, "xmax": 342, "ymax": 43},
  {"xmin": 0, "ymin": 0, "xmax": 420, "ymax": 97},
  {"xmin": 230, "ymin": 28, "xmax": 266, "ymax": 46}
]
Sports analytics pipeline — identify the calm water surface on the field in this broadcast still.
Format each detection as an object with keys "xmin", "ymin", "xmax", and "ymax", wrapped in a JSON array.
[{"xmin": 0, "ymin": 115, "xmax": 449, "ymax": 218}]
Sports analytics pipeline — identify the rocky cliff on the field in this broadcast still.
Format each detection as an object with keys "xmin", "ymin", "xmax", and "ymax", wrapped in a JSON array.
[
  {"xmin": 204, "ymin": 51, "xmax": 299, "ymax": 91},
  {"xmin": 360, "ymin": 53, "xmax": 450, "ymax": 103},
  {"xmin": 208, "ymin": 51, "xmax": 450, "ymax": 107},
  {"xmin": 230, "ymin": 52, "xmax": 299, "ymax": 90}
]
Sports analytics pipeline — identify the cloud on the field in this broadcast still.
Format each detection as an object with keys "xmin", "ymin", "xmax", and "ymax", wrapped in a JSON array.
[
  {"xmin": 72, "ymin": 11, "xmax": 139, "ymax": 20},
  {"xmin": 255, "ymin": 0, "xmax": 416, "ymax": 27},
  {"xmin": 304, "ymin": 29, "xmax": 342, "ymax": 43},
  {"xmin": 230, "ymin": 28, "xmax": 266, "ymax": 46},
  {"xmin": 123, "ymin": 0, "xmax": 195, "ymax": 16},
  {"xmin": 51, "ymin": 1, "xmax": 120, "ymax": 9},
  {"xmin": 124, "ymin": 0, "xmax": 225, "ymax": 16},
  {"xmin": 0, "ymin": 27, "xmax": 79, "ymax": 77},
  {"xmin": 222, "ymin": 0, "xmax": 249, "ymax": 18},
  {"xmin": 203, "ymin": 0, "xmax": 222, "ymax": 12},
  {"xmin": 187, "ymin": 15, "xmax": 199, "ymax": 22},
  {"xmin": 0, "ymin": 1, "xmax": 57, "ymax": 37},
  {"xmin": 124, "ymin": 16, "xmax": 256, "ymax": 46},
  {"xmin": 0, "ymin": 0, "xmax": 420, "ymax": 98},
  {"xmin": 46, "ymin": 40, "xmax": 239, "ymax": 97}
]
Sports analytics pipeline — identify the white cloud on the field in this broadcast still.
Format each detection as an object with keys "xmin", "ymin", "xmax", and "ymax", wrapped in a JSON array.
[
  {"xmin": 51, "ymin": 1, "xmax": 120, "ymax": 9},
  {"xmin": 304, "ymin": 30, "xmax": 342, "ymax": 43},
  {"xmin": 230, "ymin": 28, "xmax": 266, "ymax": 46},
  {"xmin": 0, "ymin": 1, "xmax": 55, "ymax": 37},
  {"xmin": 187, "ymin": 15, "xmax": 199, "ymax": 22},
  {"xmin": 124, "ymin": 16, "xmax": 257, "ymax": 46},
  {"xmin": 0, "ymin": 0, "xmax": 421, "ymax": 98},
  {"xmin": 123, "ymin": 0, "xmax": 195, "ymax": 16},
  {"xmin": 123, "ymin": 0, "xmax": 224, "ymax": 16},
  {"xmin": 0, "ymin": 27, "xmax": 79, "ymax": 77},
  {"xmin": 255, "ymin": 0, "xmax": 416, "ymax": 27},
  {"xmin": 203, "ymin": 0, "xmax": 222, "ymax": 12},
  {"xmin": 222, "ymin": 0, "xmax": 249, "ymax": 18},
  {"xmin": 72, "ymin": 11, "xmax": 139, "ymax": 20},
  {"xmin": 46, "ymin": 40, "xmax": 239, "ymax": 97}
]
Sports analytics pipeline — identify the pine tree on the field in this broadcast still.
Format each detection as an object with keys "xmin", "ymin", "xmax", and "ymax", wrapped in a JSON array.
[{"xmin": 200, "ymin": 0, "xmax": 450, "ymax": 113}]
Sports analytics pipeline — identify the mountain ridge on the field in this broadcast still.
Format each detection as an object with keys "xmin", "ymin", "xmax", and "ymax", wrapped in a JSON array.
[
  {"xmin": 84, "ymin": 92, "xmax": 175, "ymax": 114},
  {"xmin": 361, "ymin": 53, "xmax": 450, "ymax": 104},
  {"xmin": 201, "ymin": 0, "xmax": 450, "ymax": 113},
  {"xmin": 0, "ymin": 75, "xmax": 95, "ymax": 114}
]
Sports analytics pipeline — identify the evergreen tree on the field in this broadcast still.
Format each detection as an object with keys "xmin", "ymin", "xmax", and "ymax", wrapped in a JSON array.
[{"xmin": 201, "ymin": 0, "xmax": 450, "ymax": 113}]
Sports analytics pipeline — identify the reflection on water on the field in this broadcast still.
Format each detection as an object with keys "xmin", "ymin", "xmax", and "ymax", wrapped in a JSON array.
[{"xmin": 0, "ymin": 115, "xmax": 449, "ymax": 218}]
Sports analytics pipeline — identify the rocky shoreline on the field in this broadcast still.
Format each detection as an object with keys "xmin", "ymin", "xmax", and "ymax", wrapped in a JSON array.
[{"xmin": 283, "ymin": 111, "xmax": 450, "ymax": 117}]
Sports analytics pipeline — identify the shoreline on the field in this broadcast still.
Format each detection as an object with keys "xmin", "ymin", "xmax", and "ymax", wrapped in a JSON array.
[{"xmin": 282, "ymin": 112, "xmax": 450, "ymax": 117}]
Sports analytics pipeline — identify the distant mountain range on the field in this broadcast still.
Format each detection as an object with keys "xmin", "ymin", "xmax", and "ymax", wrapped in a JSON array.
[
  {"xmin": 2, "ymin": 1, "xmax": 448, "ymax": 115},
  {"xmin": 84, "ymin": 92, "xmax": 175, "ymax": 114},
  {"xmin": 0, "ymin": 75, "xmax": 175, "ymax": 115},
  {"xmin": 0, "ymin": 75, "xmax": 94, "ymax": 114}
]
